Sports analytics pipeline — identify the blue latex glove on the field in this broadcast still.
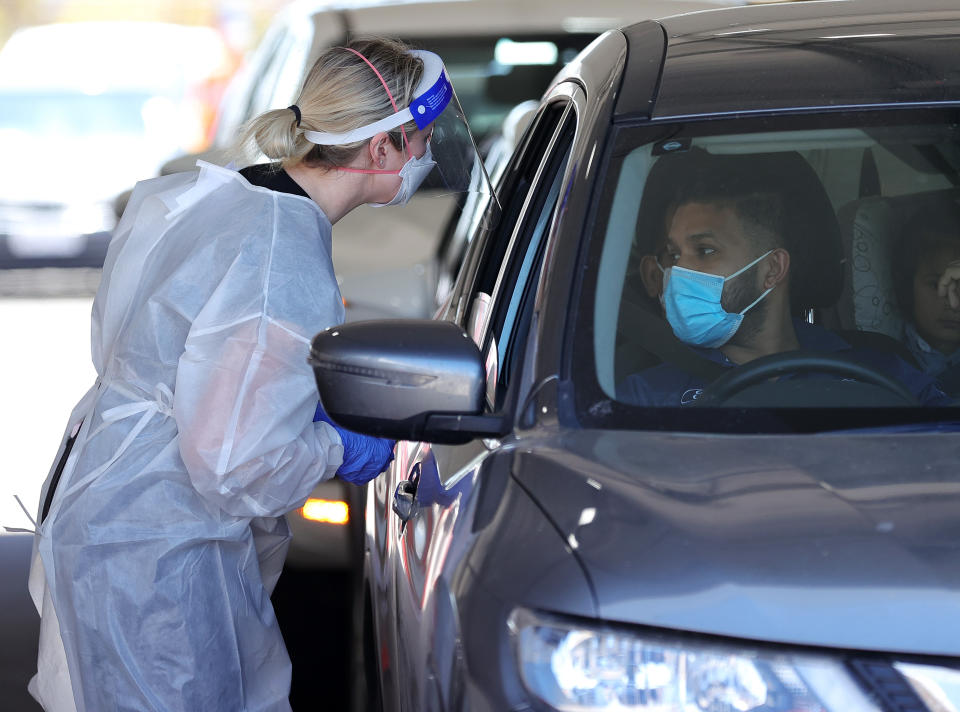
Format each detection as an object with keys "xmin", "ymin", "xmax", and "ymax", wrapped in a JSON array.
[{"xmin": 313, "ymin": 401, "xmax": 395, "ymax": 484}]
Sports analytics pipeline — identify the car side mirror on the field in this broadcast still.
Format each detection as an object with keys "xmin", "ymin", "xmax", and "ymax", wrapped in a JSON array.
[{"xmin": 309, "ymin": 319, "xmax": 508, "ymax": 444}]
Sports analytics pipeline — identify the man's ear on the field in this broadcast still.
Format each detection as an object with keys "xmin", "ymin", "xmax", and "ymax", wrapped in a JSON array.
[
  {"xmin": 763, "ymin": 247, "xmax": 791, "ymax": 289},
  {"xmin": 639, "ymin": 254, "xmax": 664, "ymax": 299}
]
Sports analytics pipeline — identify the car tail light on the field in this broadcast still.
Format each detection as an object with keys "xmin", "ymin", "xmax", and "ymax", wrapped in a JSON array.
[{"xmin": 299, "ymin": 498, "xmax": 349, "ymax": 525}]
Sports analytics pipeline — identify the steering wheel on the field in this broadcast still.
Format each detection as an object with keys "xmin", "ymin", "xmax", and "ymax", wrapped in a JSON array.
[{"xmin": 697, "ymin": 351, "xmax": 919, "ymax": 406}]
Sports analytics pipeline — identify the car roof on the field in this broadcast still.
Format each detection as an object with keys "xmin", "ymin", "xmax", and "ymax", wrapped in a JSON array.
[
  {"xmin": 613, "ymin": 0, "xmax": 960, "ymax": 121},
  {"xmin": 284, "ymin": 0, "xmax": 751, "ymax": 42}
]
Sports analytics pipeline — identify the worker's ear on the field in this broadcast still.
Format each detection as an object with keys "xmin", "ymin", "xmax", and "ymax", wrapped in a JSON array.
[
  {"xmin": 366, "ymin": 132, "xmax": 390, "ymax": 169},
  {"xmin": 762, "ymin": 247, "xmax": 790, "ymax": 289}
]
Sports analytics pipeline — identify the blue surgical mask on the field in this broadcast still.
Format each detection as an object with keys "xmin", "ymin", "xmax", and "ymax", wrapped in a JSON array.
[{"xmin": 660, "ymin": 250, "xmax": 774, "ymax": 348}]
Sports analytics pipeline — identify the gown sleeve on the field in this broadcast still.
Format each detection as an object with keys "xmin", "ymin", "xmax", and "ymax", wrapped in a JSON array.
[{"xmin": 173, "ymin": 195, "xmax": 346, "ymax": 518}]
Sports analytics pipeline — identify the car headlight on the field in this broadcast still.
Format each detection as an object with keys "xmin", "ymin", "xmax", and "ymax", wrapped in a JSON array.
[{"xmin": 509, "ymin": 609, "xmax": 883, "ymax": 711}]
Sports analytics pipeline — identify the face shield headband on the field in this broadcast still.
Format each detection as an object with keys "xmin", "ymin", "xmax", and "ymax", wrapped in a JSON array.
[
  {"xmin": 302, "ymin": 46, "xmax": 498, "ymax": 221},
  {"xmin": 303, "ymin": 47, "xmax": 450, "ymax": 172}
]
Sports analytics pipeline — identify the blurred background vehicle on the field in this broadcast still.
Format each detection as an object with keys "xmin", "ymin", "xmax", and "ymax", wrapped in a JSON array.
[{"xmin": 0, "ymin": 21, "xmax": 234, "ymax": 269}]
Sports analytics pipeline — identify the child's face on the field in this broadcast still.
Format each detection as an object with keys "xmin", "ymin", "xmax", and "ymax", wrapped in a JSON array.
[{"xmin": 913, "ymin": 239, "xmax": 960, "ymax": 354}]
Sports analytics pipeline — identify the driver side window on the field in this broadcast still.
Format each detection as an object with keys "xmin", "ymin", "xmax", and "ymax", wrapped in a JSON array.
[{"xmin": 472, "ymin": 104, "xmax": 575, "ymax": 410}]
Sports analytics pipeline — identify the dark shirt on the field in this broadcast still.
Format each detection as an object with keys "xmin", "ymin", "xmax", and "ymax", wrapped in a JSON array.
[
  {"xmin": 239, "ymin": 163, "xmax": 309, "ymax": 199},
  {"xmin": 619, "ymin": 320, "xmax": 952, "ymax": 407},
  {"xmin": 903, "ymin": 321, "xmax": 960, "ymax": 396}
]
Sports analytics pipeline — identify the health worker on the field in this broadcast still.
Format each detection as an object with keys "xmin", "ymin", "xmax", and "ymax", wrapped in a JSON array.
[{"xmin": 28, "ymin": 37, "xmax": 492, "ymax": 712}]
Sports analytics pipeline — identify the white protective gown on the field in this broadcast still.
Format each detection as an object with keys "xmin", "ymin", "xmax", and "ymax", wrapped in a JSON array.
[{"xmin": 28, "ymin": 161, "xmax": 346, "ymax": 712}]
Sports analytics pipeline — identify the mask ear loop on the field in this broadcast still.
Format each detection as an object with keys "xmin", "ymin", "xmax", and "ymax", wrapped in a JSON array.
[
  {"xmin": 337, "ymin": 46, "xmax": 411, "ymax": 176},
  {"xmin": 726, "ymin": 249, "xmax": 776, "ymax": 316}
]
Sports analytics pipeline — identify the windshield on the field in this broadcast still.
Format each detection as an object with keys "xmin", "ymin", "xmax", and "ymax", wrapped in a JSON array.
[{"xmin": 579, "ymin": 111, "xmax": 960, "ymax": 432}]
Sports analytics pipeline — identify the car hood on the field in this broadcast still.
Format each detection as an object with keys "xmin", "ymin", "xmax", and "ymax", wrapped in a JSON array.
[{"xmin": 512, "ymin": 428, "xmax": 960, "ymax": 656}]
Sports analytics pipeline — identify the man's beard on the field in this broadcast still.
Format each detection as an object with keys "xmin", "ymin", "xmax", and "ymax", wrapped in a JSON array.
[{"xmin": 721, "ymin": 274, "xmax": 768, "ymax": 345}]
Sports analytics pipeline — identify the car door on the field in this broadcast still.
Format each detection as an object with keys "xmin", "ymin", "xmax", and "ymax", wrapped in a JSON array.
[{"xmin": 370, "ymin": 83, "xmax": 583, "ymax": 712}]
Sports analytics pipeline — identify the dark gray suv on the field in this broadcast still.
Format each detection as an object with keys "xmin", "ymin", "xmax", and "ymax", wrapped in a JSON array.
[{"xmin": 312, "ymin": 1, "xmax": 960, "ymax": 710}]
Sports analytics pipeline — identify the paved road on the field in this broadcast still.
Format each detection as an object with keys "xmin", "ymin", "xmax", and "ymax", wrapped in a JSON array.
[
  {"xmin": 0, "ymin": 269, "xmax": 357, "ymax": 710},
  {"xmin": 2, "ymin": 548, "xmax": 355, "ymax": 711},
  {"xmin": 273, "ymin": 567, "xmax": 356, "ymax": 711},
  {"xmin": 0, "ymin": 533, "xmax": 41, "ymax": 710}
]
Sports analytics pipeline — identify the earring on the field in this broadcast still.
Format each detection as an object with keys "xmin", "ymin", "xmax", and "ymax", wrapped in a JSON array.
[{"xmin": 379, "ymin": 159, "xmax": 384, "ymax": 167}]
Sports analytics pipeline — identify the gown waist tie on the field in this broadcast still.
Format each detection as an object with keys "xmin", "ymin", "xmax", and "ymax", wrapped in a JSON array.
[{"xmin": 55, "ymin": 383, "xmax": 175, "ymax": 506}]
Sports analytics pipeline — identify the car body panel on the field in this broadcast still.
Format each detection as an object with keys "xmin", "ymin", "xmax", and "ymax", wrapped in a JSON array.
[
  {"xmin": 597, "ymin": 20, "xmax": 666, "ymax": 122},
  {"xmin": 367, "ymin": 437, "xmax": 491, "ymax": 710},
  {"xmin": 452, "ymin": 466, "xmax": 599, "ymax": 710},
  {"xmin": 647, "ymin": 3, "xmax": 960, "ymax": 120},
  {"xmin": 366, "ymin": 435, "xmax": 599, "ymax": 711},
  {"xmin": 512, "ymin": 430, "xmax": 960, "ymax": 657}
]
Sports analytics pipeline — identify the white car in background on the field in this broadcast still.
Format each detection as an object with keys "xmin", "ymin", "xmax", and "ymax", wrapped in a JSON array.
[{"xmin": 0, "ymin": 21, "xmax": 233, "ymax": 269}]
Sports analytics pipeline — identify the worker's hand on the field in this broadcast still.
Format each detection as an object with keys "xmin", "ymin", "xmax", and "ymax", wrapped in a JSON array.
[
  {"xmin": 314, "ymin": 401, "xmax": 395, "ymax": 484},
  {"xmin": 938, "ymin": 260, "xmax": 960, "ymax": 309}
]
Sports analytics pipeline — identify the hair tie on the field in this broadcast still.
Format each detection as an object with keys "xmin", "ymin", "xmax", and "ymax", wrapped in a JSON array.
[{"xmin": 287, "ymin": 105, "xmax": 302, "ymax": 127}]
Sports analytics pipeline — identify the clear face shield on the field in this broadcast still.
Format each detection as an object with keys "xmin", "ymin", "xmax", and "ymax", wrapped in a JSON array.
[{"xmin": 304, "ymin": 49, "xmax": 499, "ymax": 225}]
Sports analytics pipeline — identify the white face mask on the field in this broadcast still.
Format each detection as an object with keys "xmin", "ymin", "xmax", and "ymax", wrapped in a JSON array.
[{"xmin": 368, "ymin": 143, "xmax": 436, "ymax": 208}]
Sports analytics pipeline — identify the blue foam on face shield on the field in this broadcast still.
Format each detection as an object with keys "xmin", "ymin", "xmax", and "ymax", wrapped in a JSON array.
[{"xmin": 409, "ymin": 70, "xmax": 452, "ymax": 129}]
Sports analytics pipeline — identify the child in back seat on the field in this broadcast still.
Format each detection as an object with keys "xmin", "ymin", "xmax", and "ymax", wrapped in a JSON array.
[{"xmin": 893, "ymin": 201, "xmax": 960, "ymax": 395}]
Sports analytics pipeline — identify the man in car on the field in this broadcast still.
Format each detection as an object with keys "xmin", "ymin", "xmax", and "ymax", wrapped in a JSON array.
[{"xmin": 619, "ymin": 172, "xmax": 952, "ymax": 406}]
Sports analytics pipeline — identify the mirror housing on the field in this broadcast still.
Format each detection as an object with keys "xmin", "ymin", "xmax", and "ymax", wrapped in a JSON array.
[{"xmin": 309, "ymin": 319, "xmax": 505, "ymax": 444}]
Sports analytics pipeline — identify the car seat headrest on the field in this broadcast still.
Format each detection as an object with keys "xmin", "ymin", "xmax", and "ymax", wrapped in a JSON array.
[
  {"xmin": 835, "ymin": 196, "xmax": 901, "ymax": 337},
  {"xmin": 835, "ymin": 189, "xmax": 960, "ymax": 337}
]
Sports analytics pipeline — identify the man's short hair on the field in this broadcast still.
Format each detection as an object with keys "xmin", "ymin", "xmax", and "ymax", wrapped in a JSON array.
[
  {"xmin": 642, "ymin": 150, "xmax": 843, "ymax": 311},
  {"xmin": 669, "ymin": 171, "xmax": 785, "ymax": 254}
]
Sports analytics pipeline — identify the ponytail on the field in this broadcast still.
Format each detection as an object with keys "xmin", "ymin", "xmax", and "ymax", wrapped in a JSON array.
[{"xmin": 239, "ymin": 108, "xmax": 303, "ymax": 163}]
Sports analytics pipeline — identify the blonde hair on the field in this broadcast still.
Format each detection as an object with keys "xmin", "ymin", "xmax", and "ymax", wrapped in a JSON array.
[{"xmin": 238, "ymin": 37, "xmax": 424, "ymax": 170}]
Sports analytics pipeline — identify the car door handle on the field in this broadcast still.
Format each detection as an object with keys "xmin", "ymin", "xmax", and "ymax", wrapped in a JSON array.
[{"xmin": 392, "ymin": 479, "xmax": 417, "ymax": 522}]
